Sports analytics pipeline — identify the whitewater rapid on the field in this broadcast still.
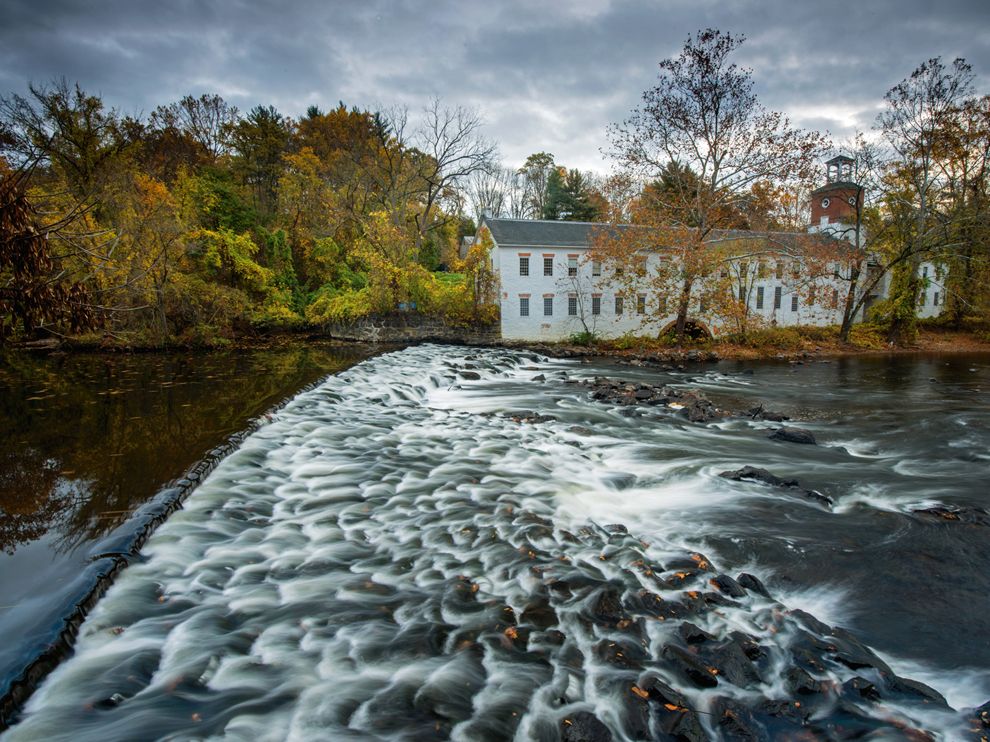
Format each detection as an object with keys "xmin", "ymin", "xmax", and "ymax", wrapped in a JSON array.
[{"xmin": 5, "ymin": 345, "xmax": 986, "ymax": 740}]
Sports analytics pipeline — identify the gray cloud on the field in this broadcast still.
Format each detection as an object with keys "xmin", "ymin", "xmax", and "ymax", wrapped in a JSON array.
[{"xmin": 1, "ymin": 0, "xmax": 988, "ymax": 172}]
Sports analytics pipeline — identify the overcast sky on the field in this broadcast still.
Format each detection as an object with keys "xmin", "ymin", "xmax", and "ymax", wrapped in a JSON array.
[{"xmin": 2, "ymin": 0, "xmax": 988, "ymax": 172}]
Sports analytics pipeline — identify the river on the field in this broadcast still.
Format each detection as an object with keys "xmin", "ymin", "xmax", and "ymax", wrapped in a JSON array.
[{"xmin": 2, "ymin": 344, "xmax": 988, "ymax": 740}]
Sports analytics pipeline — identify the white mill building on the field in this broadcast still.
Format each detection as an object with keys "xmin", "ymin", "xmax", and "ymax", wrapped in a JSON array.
[{"xmin": 477, "ymin": 157, "xmax": 946, "ymax": 342}]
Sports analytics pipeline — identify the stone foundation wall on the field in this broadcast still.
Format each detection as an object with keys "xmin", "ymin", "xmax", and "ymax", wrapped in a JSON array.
[{"xmin": 321, "ymin": 313, "xmax": 500, "ymax": 345}]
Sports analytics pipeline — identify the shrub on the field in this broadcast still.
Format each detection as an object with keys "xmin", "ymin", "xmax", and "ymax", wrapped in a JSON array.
[
  {"xmin": 568, "ymin": 330, "xmax": 598, "ymax": 346},
  {"xmin": 305, "ymin": 287, "xmax": 373, "ymax": 324}
]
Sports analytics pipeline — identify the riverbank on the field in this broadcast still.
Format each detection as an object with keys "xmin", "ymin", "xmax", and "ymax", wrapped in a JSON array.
[
  {"xmin": 505, "ymin": 326, "xmax": 990, "ymax": 365},
  {"xmin": 6, "ymin": 322, "xmax": 990, "ymax": 364}
]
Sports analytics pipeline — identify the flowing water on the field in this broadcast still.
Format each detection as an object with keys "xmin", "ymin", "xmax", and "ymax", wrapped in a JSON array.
[{"xmin": 4, "ymin": 345, "xmax": 989, "ymax": 740}]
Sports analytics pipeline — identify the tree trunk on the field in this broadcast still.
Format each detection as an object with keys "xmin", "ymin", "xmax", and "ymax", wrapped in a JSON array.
[{"xmin": 839, "ymin": 259, "xmax": 863, "ymax": 342}]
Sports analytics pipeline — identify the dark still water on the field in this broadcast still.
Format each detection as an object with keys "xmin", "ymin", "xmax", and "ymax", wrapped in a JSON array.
[
  {"xmin": 3, "ymin": 346, "xmax": 989, "ymax": 740},
  {"xmin": 0, "ymin": 343, "xmax": 377, "ymax": 713}
]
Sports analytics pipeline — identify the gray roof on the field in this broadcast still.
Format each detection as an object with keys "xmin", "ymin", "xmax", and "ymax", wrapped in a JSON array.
[
  {"xmin": 481, "ymin": 217, "xmax": 844, "ymax": 253},
  {"xmin": 482, "ymin": 217, "xmax": 634, "ymax": 248}
]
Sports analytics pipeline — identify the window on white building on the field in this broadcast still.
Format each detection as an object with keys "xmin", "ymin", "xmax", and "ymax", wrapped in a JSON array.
[
  {"xmin": 831, "ymin": 288, "xmax": 839, "ymax": 308},
  {"xmin": 615, "ymin": 296, "xmax": 623, "ymax": 315},
  {"xmin": 519, "ymin": 256, "xmax": 529, "ymax": 276},
  {"xmin": 738, "ymin": 286, "xmax": 746, "ymax": 303},
  {"xmin": 543, "ymin": 256, "xmax": 553, "ymax": 276},
  {"xmin": 568, "ymin": 295, "xmax": 578, "ymax": 316},
  {"xmin": 592, "ymin": 296, "xmax": 601, "ymax": 315},
  {"xmin": 568, "ymin": 256, "xmax": 578, "ymax": 277},
  {"xmin": 637, "ymin": 295, "xmax": 646, "ymax": 314},
  {"xmin": 544, "ymin": 296, "xmax": 553, "ymax": 316},
  {"xmin": 592, "ymin": 260, "xmax": 601, "ymax": 276},
  {"xmin": 775, "ymin": 262, "xmax": 784, "ymax": 280},
  {"xmin": 519, "ymin": 297, "xmax": 529, "ymax": 316},
  {"xmin": 774, "ymin": 286, "xmax": 782, "ymax": 309},
  {"xmin": 933, "ymin": 291, "xmax": 940, "ymax": 306},
  {"xmin": 756, "ymin": 287, "xmax": 764, "ymax": 309},
  {"xmin": 791, "ymin": 295, "xmax": 799, "ymax": 312}
]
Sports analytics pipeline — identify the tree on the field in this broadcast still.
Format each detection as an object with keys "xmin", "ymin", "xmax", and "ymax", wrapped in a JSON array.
[
  {"xmin": 414, "ymin": 98, "xmax": 497, "ymax": 250},
  {"xmin": 0, "ymin": 160, "xmax": 101, "ymax": 341},
  {"xmin": 0, "ymin": 80, "xmax": 133, "ymax": 201},
  {"xmin": 231, "ymin": 105, "xmax": 292, "ymax": 215},
  {"xmin": 518, "ymin": 152, "xmax": 555, "ymax": 218},
  {"xmin": 543, "ymin": 167, "xmax": 602, "ymax": 221},
  {"xmin": 877, "ymin": 57, "xmax": 975, "ymax": 343},
  {"xmin": 603, "ymin": 29, "xmax": 828, "ymax": 340},
  {"xmin": 149, "ymin": 94, "xmax": 238, "ymax": 163}
]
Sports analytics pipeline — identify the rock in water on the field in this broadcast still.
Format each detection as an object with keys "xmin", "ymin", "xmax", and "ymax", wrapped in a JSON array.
[
  {"xmin": 561, "ymin": 711, "xmax": 613, "ymax": 741},
  {"xmin": 768, "ymin": 427, "xmax": 817, "ymax": 445},
  {"xmin": 720, "ymin": 466, "xmax": 798, "ymax": 488}
]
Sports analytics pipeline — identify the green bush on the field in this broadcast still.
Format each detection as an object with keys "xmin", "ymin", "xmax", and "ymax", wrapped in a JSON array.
[{"xmin": 568, "ymin": 330, "xmax": 598, "ymax": 346}]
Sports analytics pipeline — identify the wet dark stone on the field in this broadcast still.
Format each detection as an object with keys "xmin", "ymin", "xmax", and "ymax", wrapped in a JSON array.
[
  {"xmin": 768, "ymin": 427, "xmax": 817, "ymax": 445},
  {"xmin": 458, "ymin": 370, "xmax": 481, "ymax": 380},
  {"xmin": 785, "ymin": 665, "xmax": 825, "ymax": 696},
  {"xmin": 700, "ymin": 638, "xmax": 762, "ymax": 687},
  {"xmin": 637, "ymin": 675, "xmax": 706, "ymax": 742},
  {"xmin": 709, "ymin": 574, "xmax": 747, "ymax": 598},
  {"xmin": 701, "ymin": 591, "xmax": 740, "ymax": 608},
  {"xmin": 842, "ymin": 676, "xmax": 881, "ymax": 702},
  {"xmin": 736, "ymin": 573, "xmax": 771, "ymax": 598},
  {"xmin": 624, "ymin": 590, "xmax": 693, "ymax": 620},
  {"xmin": 547, "ymin": 580, "xmax": 573, "ymax": 599},
  {"xmin": 532, "ymin": 374, "xmax": 546, "ymax": 382},
  {"xmin": 828, "ymin": 627, "xmax": 891, "ymax": 675},
  {"xmin": 521, "ymin": 599, "xmax": 558, "ymax": 630},
  {"xmin": 719, "ymin": 465, "xmax": 798, "ymax": 488},
  {"xmin": 660, "ymin": 645, "xmax": 719, "ymax": 689},
  {"xmin": 568, "ymin": 426, "xmax": 593, "ymax": 436},
  {"xmin": 747, "ymin": 404, "xmax": 790, "ymax": 422},
  {"xmin": 911, "ymin": 505, "xmax": 990, "ymax": 526},
  {"xmin": 634, "ymin": 389, "xmax": 654, "ymax": 400},
  {"xmin": 93, "ymin": 692, "xmax": 127, "ymax": 710},
  {"xmin": 603, "ymin": 524, "xmax": 628, "ymax": 535},
  {"xmin": 970, "ymin": 699, "xmax": 990, "ymax": 729},
  {"xmin": 711, "ymin": 697, "xmax": 767, "ymax": 741},
  {"xmin": 678, "ymin": 622, "xmax": 715, "ymax": 644},
  {"xmin": 790, "ymin": 609, "xmax": 833, "ymax": 636},
  {"xmin": 561, "ymin": 710, "xmax": 613, "ymax": 742},
  {"xmin": 727, "ymin": 631, "xmax": 766, "ymax": 661},
  {"xmin": 591, "ymin": 587, "xmax": 629, "ymax": 628},
  {"xmin": 884, "ymin": 675, "xmax": 948, "ymax": 707},
  {"xmin": 593, "ymin": 638, "xmax": 648, "ymax": 669}
]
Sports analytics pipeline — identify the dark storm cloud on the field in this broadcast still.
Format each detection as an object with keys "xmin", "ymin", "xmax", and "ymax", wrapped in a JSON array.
[{"xmin": 2, "ymin": 0, "xmax": 988, "ymax": 171}]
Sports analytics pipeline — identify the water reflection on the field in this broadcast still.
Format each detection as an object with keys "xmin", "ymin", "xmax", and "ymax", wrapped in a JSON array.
[{"xmin": 0, "ymin": 343, "xmax": 377, "ymax": 697}]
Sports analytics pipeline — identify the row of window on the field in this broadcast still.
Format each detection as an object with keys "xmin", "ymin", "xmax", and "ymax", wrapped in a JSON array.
[
  {"xmin": 516, "ymin": 290, "xmax": 836, "ymax": 317},
  {"xmin": 521, "ymin": 255, "xmax": 853, "ymax": 282},
  {"xmin": 518, "ymin": 294, "xmax": 647, "ymax": 317},
  {"xmin": 519, "ymin": 255, "xmax": 601, "ymax": 278}
]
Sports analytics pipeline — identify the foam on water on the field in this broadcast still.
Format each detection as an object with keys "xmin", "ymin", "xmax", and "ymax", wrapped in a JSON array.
[{"xmin": 5, "ymin": 345, "xmax": 986, "ymax": 741}]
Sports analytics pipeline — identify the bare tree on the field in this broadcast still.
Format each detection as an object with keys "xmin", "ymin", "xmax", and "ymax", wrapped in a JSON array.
[
  {"xmin": 415, "ymin": 98, "xmax": 497, "ymax": 248},
  {"xmin": 605, "ymin": 29, "xmax": 829, "ymax": 340},
  {"xmin": 149, "ymin": 94, "xmax": 239, "ymax": 161}
]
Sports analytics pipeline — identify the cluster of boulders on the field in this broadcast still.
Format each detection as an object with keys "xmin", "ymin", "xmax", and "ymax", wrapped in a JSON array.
[
  {"xmin": 438, "ymin": 507, "xmax": 962, "ymax": 741},
  {"xmin": 578, "ymin": 378, "xmax": 725, "ymax": 422}
]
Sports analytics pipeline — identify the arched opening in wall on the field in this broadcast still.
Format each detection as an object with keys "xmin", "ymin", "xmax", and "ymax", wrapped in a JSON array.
[{"xmin": 659, "ymin": 318, "xmax": 714, "ymax": 341}]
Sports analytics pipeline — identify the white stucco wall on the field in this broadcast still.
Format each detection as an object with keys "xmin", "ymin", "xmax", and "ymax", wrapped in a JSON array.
[{"xmin": 496, "ymin": 245, "xmax": 865, "ymax": 341}]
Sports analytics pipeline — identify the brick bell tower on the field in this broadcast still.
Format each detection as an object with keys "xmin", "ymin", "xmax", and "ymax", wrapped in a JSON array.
[{"xmin": 809, "ymin": 155, "xmax": 862, "ymax": 238}]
